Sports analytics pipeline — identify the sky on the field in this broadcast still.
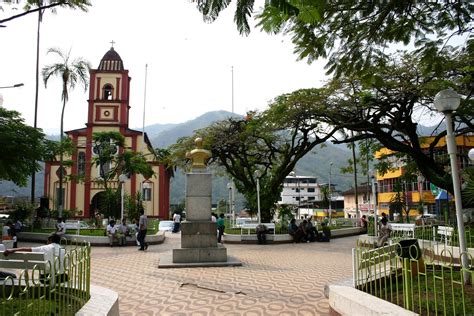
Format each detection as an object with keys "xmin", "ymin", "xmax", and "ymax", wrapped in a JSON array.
[{"xmin": 0, "ymin": 0, "xmax": 328, "ymax": 135}]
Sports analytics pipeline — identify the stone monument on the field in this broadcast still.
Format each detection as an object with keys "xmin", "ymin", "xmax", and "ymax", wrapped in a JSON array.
[{"xmin": 171, "ymin": 138, "xmax": 229, "ymax": 264}]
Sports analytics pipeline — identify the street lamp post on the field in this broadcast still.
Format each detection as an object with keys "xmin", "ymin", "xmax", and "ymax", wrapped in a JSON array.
[
  {"xmin": 119, "ymin": 174, "xmax": 128, "ymax": 221},
  {"xmin": 328, "ymin": 162, "xmax": 333, "ymax": 224},
  {"xmin": 434, "ymin": 88, "xmax": 469, "ymax": 284},
  {"xmin": 227, "ymin": 182, "xmax": 232, "ymax": 224},
  {"xmin": 371, "ymin": 173, "xmax": 378, "ymax": 237},
  {"xmin": 254, "ymin": 170, "xmax": 261, "ymax": 224},
  {"xmin": 0, "ymin": 83, "xmax": 24, "ymax": 106},
  {"xmin": 0, "ymin": 83, "xmax": 24, "ymax": 89}
]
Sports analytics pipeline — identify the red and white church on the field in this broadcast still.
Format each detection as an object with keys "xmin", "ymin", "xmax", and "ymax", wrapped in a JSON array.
[{"xmin": 43, "ymin": 46, "xmax": 170, "ymax": 219}]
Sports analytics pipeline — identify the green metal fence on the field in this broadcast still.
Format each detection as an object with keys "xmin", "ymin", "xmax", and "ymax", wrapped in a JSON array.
[
  {"xmin": 354, "ymin": 227, "xmax": 474, "ymax": 315},
  {"xmin": 0, "ymin": 239, "xmax": 91, "ymax": 315}
]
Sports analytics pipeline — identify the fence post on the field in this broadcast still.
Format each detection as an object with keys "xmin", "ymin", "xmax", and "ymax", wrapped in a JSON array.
[
  {"xmin": 403, "ymin": 257, "xmax": 412, "ymax": 310},
  {"xmin": 352, "ymin": 248, "xmax": 357, "ymax": 288}
]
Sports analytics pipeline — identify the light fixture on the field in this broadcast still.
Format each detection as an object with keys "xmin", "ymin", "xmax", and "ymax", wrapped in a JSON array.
[{"xmin": 434, "ymin": 88, "xmax": 461, "ymax": 113}]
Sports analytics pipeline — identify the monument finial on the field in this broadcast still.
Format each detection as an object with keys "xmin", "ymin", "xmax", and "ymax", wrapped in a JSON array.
[{"xmin": 186, "ymin": 137, "xmax": 211, "ymax": 170}]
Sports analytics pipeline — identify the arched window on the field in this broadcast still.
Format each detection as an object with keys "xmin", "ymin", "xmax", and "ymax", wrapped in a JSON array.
[
  {"xmin": 77, "ymin": 152, "xmax": 86, "ymax": 176},
  {"xmin": 103, "ymin": 84, "xmax": 114, "ymax": 100}
]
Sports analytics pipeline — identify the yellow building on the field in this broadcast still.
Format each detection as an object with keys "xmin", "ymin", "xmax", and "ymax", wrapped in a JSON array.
[
  {"xmin": 44, "ymin": 46, "xmax": 170, "ymax": 219},
  {"xmin": 375, "ymin": 135, "xmax": 474, "ymax": 217}
]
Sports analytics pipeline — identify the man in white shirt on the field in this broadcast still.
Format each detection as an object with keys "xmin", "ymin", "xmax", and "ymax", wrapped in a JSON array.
[
  {"xmin": 3, "ymin": 234, "xmax": 67, "ymax": 283},
  {"xmin": 106, "ymin": 220, "xmax": 118, "ymax": 247},
  {"xmin": 55, "ymin": 217, "xmax": 66, "ymax": 236},
  {"xmin": 172, "ymin": 212, "xmax": 181, "ymax": 233}
]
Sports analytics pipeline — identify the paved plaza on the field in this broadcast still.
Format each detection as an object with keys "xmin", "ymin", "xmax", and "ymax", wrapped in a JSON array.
[
  {"xmin": 88, "ymin": 234, "xmax": 356, "ymax": 315},
  {"xmin": 21, "ymin": 234, "xmax": 356, "ymax": 315}
]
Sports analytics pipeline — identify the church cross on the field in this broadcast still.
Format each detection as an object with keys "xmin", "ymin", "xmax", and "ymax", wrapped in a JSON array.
[{"xmin": 110, "ymin": 40, "xmax": 115, "ymax": 48}]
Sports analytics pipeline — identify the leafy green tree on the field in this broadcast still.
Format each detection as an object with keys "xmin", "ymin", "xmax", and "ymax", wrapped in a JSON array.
[
  {"xmin": 192, "ymin": 1, "xmax": 473, "ymax": 77},
  {"xmin": 0, "ymin": 107, "xmax": 45, "ymax": 186},
  {"xmin": 154, "ymin": 147, "xmax": 176, "ymax": 177},
  {"xmin": 0, "ymin": 0, "xmax": 91, "ymax": 25},
  {"xmin": 216, "ymin": 199, "xmax": 227, "ymax": 215},
  {"xmin": 2, "ymin": 2, "xmax": 92, "ymax": 202},
  {"xmin": 171, "ymin": 92, "xmax": 337, "ymax": 222},
  {"xmin": 300, "ymin": 46, "xmax": 473, "ymax": 195},
  {"xmin": 91, "ymin": 131, "xmax": 154, "ymax": 189},
  {"xmin": 42, "ymin": 47, "xmax": 90, "ymax": 216}
]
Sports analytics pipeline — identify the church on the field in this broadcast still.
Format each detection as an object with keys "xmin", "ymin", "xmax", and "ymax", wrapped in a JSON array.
[{"xmin": 43, "ymin": 46, "xmax": 170, "ymax": 219}]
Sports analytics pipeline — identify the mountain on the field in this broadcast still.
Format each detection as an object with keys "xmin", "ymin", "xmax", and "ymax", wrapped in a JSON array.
[
  {"xmin": 150, "ymin": 110, "xmax": 241, "ymax": 148},
  {"xmin": 0, "ymin": 110, "xmax": 357, "ymax": 208}
]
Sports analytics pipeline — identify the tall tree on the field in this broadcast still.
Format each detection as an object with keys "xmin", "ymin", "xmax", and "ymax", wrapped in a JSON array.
[
  {"xmin": 306, "ymin": 45, "xmax": 473, "ymax": 195},
  {"xmin": 191, "ymin": 1, "xmax": 473, "ymax": 77},
  {"xmin": 42, "ymin": 47, "xmax": 91, "ymax": 216},
  {"xmin": 0, "ymin": 107, "xmax": 45, "ymax": 186},
  {"xmin": 171, "ymin": 90, "xmax": 338, "ymax": 222}
]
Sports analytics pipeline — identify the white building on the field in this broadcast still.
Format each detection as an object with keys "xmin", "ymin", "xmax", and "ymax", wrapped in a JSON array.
[{"xmin": 278, "ymin": 175, "xmax": 321, "ymax": 206}]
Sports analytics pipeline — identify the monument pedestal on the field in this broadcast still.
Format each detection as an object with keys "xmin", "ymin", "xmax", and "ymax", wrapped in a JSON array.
[{"xmin": 158, "ymin": 140, "xmax": 241, "ymax": 269}]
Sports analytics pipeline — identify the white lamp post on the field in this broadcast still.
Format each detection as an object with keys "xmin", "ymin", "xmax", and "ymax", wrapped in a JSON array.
[
  {"xmin": 254, "ymin": 170, "xmax": 261, "ymax": 224},
  {"xmin": 227, "ymin": 182, "xmax": 232, "ymax": 224},
  {"xmin": 328, "ymin": 162, "xmax": 333, "ymax": 224},
  {"xmin": 119, "ymin": 174, "xmax": 128, "ymax": 221},
  {"xmin": 434, "ymin": 88, "xmax": 469, "ymax": 284}
]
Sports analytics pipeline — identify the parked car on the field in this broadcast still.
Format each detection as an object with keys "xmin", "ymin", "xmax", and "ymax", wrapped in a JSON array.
[
  {"xmin": 158, "ymin": 220, "xmax": 174, "ymax": 232},
  {"xmin": 65, "ymin": 221, "xmax": 90, "ymax": 230}
]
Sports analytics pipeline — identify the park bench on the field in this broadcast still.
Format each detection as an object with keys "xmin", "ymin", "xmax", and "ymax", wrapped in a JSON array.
[
  {"xmin": 389, "ymin": 223, "xmax": 416, "ymax": 241},
  {"xmin": 353, "ymin": 243, "xmax": 398, "ymax": 287},
  {"xmin": 240, "ymin": 223, "xmax": 275, "ymax": 235},
  {"xmin": 0, "ymin": 246, "xmax": 67, "ymax": 286},
  {"xmin": 436, "ymin": 226, "xmax": 454, "ymax": 247}
]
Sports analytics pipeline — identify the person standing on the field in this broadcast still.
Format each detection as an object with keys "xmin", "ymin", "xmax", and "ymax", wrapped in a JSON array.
[
  {"xmin": 172, "ymin": 212, "xmax": 181, "ymax": 233},
  {"xmin": 216, "ymin": 213, "xmax": 225, "ymax": 244},
  {"xmin": 137, "ymin": 210, "xmax": 148, "ymax": 251}
]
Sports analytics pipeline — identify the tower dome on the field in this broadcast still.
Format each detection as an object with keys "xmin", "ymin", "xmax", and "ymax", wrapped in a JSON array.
[{"xmin": 98, "ymin": 47, "xmax": 124, "ymax": 71}]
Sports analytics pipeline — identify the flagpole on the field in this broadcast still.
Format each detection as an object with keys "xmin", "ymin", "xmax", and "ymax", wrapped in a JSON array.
[
  {"xmin": 141, "ymin": 64, "xmax": 148, "ymax": 201},
  {"xmin": 231, "ymin": 65, "xmax": 234, "ymax": 113}
]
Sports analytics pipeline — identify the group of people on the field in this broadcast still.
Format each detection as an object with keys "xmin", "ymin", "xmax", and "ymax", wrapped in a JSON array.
[
  {"xmin": 288, "ymin": 218, "xmax": 331, "ymax": 243},
  {"xmin": 106, "ymin": 210, "xmax": 149, "ymax": 250}
]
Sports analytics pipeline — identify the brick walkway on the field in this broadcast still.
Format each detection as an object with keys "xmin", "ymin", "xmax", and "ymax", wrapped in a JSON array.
[
  {"xmin": 88, "ymin": 234, "xmax": 356, "ymax": 315},
  {"xmin": 18, "ymin": 234, "xmax": 355, "ymax": 315}
]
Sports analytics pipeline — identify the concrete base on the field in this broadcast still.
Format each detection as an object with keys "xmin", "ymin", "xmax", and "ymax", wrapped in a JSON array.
[
  {"xmin": 158, "ymin": 250, "xmax": 242, "ymax": 268},
  {"xmin": 76, "ymin": 284, "xmax": 119, "ymax": 316},
  {"xmin": 173, "ymin": 245, "xmax": 227, "ymax": 263}
]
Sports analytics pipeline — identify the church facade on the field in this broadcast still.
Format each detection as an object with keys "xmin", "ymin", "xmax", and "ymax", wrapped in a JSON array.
[{"xmin": 43, "ymin": 47, "xmax": 170, "ymax": 219}]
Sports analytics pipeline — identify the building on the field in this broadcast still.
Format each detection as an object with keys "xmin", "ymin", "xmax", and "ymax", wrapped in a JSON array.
[
  {"xmin": 375, "ymin": 135, "xmax": 474, "ymax": 218},
  {"xmin": 279, "ymin": 175, "xmax": 321, "ymax": 206},
  {"xmin": 342, "ymin": 183, "xmax": 373, "ymax": 218},
  {"xmin": 43, "ymin": 46, "xmax": 170, "ymax": 219},
  {"xmin": 278, "ymin": 174, "xmax": 344, "ymax": 218}
]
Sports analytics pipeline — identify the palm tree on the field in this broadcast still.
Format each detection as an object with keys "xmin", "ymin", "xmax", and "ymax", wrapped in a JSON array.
[
  {"xmin": 42, "ymin": 47, "xmax": 90, "ymax": 217},
  {"xmin": 1, "ymin": 1, "xmax": 92, "ymax": 204}
]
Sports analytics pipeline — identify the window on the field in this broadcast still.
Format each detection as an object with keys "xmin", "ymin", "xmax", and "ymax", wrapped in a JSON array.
[
  {"xmin": 307, "ymin": 188, "xmax": 315, "ymax": 192},
  {"xmin": 103, "ymin": 84, "xmax": 114, "ymax": 100},
  {"xmin": 142, "ymin": 183, "xmax": 152, "ymax": 201},
  {"xmin": 295, "ymin": 188, "xmax": 300, "ymax": 193},
  {"xmin": 308, "ymin": 197, "xmax": 315, "ymax": 201},
  {"xmin": 295, "ymin": 197, "xmax": 300, "ymax": 201},
  {"xmin": 77, "ymin": 152, "xmax": 86, "ymax": 176}
]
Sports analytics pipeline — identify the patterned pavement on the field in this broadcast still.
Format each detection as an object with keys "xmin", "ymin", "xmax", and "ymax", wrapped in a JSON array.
[
  {"xmin": 20, "ymin": 234, "xmax": 356, "ymax": 315},
  {"xmin": 89, "ymin": 234, "xmax": 357, "ymax": 315}
]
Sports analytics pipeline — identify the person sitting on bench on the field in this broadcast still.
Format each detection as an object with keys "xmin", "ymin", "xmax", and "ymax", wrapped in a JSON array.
[
  {"xmin": 256, "ymin": 224, "xmax": 268, "ymax": 244},
  {"xmin": 3, "ymin": 234, "xmax": 67, "ymax": 283}
]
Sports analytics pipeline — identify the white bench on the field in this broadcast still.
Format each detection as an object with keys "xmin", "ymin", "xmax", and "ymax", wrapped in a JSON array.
[
  {"xmin": 389, "ymin": 223, "xmax": 416, "ymax": 240},
  {"xmin": 436, "ymin": 226, "xmax": 454, "ymax": 246},
  {"xmin": 240, "ymin": 223, "xmax": 275, "ymax": 235},
  {"xmin": 0, "ymin": 251, "xmax": 48, "ymax": 271}
]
